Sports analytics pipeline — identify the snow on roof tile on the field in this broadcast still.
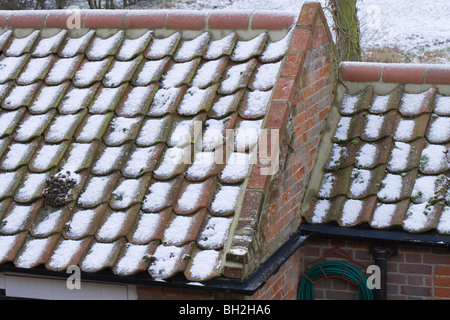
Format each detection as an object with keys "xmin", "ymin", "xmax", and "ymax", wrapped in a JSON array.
[
  {"xmin": 306, "ymin": 82, "xmax": 450, "ymax": 235},
  {"xmin": 0, "ymin": 8, "xmax": 300, "ymax": 283}
]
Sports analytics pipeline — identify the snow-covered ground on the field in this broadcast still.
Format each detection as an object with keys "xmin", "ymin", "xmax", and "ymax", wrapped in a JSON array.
[{"xmin": 124, "ymin": 0, "xmax": 450, "ymax": 63}]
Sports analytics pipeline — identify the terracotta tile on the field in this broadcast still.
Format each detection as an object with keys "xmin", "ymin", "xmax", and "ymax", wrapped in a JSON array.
[
  {"xmin": 127, "ymin": 207, "xmax": 172, "ymax": 245},
  {"xmin": 387, "ymin": 138, "xmax": 425, "ymax": 173},
  {"xmin": 426, "ymin": 65, "xmax": 450, "ymax": 85},
  {"xmin": 32, "ymin": 30, "xmax": 67, "ymax": 58},
  {"xmin": 116, "ymin": 30, "xmax": 153, "ymax": 61},
  {"xmin": 14, "ymin": 170, "xmax": 55, "ymax": 204},
  {"xmin": 340, "ymin": 62, "xmax": 382, "ymax": 82},
  {"xmin": 2, "ymin": 83, "xmax": 40, "ymax": 110},
  {"xmin": 77, "ymin": 172, "xmax": 120, "ymax": 208},
  {"xmin": 116, "ymin": 83, "xmax": 157, "ymax": 117},
  {"xmin": 394, "ymin": 113, "xmax": 430, "ymax": 142},
  {"xmin": 434, "ymin": 94, "xmax": 450, "ymax": 116},
  {"xmin": 368, "ymin": 85, "xmax": 403, "ymax": 114},
  {"xmin": 152, "ymin": 146, "xmax": 191, "ymax": 180},
  {"xmin": 204, "ymin": 33, "xmax": 238, "ymax": 60},
  {"xmin": 136, "ymin": 116, "xmax": 172, "ymax": 147},
  {"xmin": 30, "ymin": 205, "xmax": 72, "ymax": 238},
  {"xmin": 147, "ymin": 243, "xmax": 192, "ymax": 280},
  {"xmin": 109, "ymin": 175, "xmax": 151, "ymax": 210},
  {"xmin": 231, "ymin": 33, "xmax": 268, "ymax": 62},
  {"xmin": 62, "ymin": 204, "xmax": 108, "ymax": 240},
  {"xmin": 4, "ymin": 30, "xmax": 40, "ymax": 57},
  {"xmin": 192, "ymin": 57, "xmax": 227, "ymax": 89},
  {"xmin": 419, "ymin": 142, "xmax": 450, "ymax": 175},
  {"xmin": 339, "ymin": 86, "xmax": 374, "ymax": 116},
  {"xmin": 197, "ymin": 214, "xmax": 233, "ymax": 250},
  {"xmin": 44, "ymin": 109, "xmax": 86, "ymax": 143},
  {"xmin": 45, "ymin": 11, "xmax": 86, "ymax": 29},
  {"xmin": 360, "ymin": 109, "xmax": 397, "ymax": 142},
  {"xmin": 58, "ymin": 30, "xmax": 95, "ymax": 58},
  {"xmin": 84, "ymin": 11, "xmax": 125, "ymax": 28},
  {"xmin": 46, "ymin": 237, "xmax": 93, "ymax": 272},
  {"xmin": 208, "ymin": 89, "xmax": 244, "ymax": 119},
  {"xmin": 74, "ymin": 111, "xmax": 114, "ymax": 143},
  {"xmin": 161, "ymin": 58, "xmax": 200, "ymax": 89},
  {"xmin": 184, "ymin": 247, "xmax": 222, "ymax": 281},
  {"xmin": 96, "ymin": 204, "xmax": 140, "ymax": 242},
  {"xmin": 102, "ymin": 55, "xmax": 143, "ymax": 88},
  {"xmin": 174, "ymin": 177, "xmax": 217, "ymax": 215},
  {"xmin": 145, "ymin": 32, "xmax": 181, "ymax": 60},
  {"xmin": 0, "ymin": 199, "xmax": 43, "ymax": 235},
  {"xmin": 103, "ymin": 115, "xmax": 143, "ymax": 147},
  {"xmin": 59, "ymin": 141, "xmax": 100, "ymax": 174},
  {"xmin": 162, "ymin": 208, "xmax": 207, "ymax": 246},
  {"xmin": 377, "ymin": 168, "xmax": 418, "ymax": 203},
  {"xmin": 124, "ymin": 11, "xmax": 166, "ymax": 29},
  {"xmin": 91, "ymin": 143, "xmax": 130, "ymax": 175},
  {"xmin": 165, "ymin": 12, "xmax": 207, "ymax": 30},
  {"xmin": 30, "ymin": 83, "xmax": 70, "ymax": 115},
  {"xmin": 0, "ymin": 139, "xmax": 40, "ymax": 171},
  {"xmin": 17, "ymin": 56, "xmax": 54, "ymax": 85},
  {"xmin": 147, "ymin": 86, "xmax": 186, "ymax": 116},
  {"xmin": 425, "ymin": 115, "xmax": 450, "ymax": 144},
  {"xmin": 403, "ymin": 202, "xmax": 444, "ymax": 233},
  {"xmin": 113, "ymin": 241, "xmax": 158, "ymax": 276},
  {"xmin": 382, "ymin": 64, "xmax": 426, "ymax": 84},
  {"xmin": 122, "ymin": 144, "xmax": 164, "ymax": 179},
  {"xmin": 174, "ymin": 32, "xmax": 210, "ymax": 62},
  {"xmin": 0, "ymin": 232, "xmax": 27, "ymax": 264},
  {"xmin": 177, "ymin": 85, "xmax": 218, "ymax": 116},
  {"xmin": 370, "ymin": 199, "xmax": 409, "ymax": 229},
  {"xmin": 218, "ymin": 59, "xmax": 257, "ymax": 95},
  {"xmin": 337, "ymin": 195, "xmax": 377, "ymax": 227},
  {"xmin": 79, "ymin": 238, "xmax": 126, "ymax": 273},
  {"xmin": 14, "ymin": 234, "xmax": 59, "ymax": 269},
  {"xmin": 89, "ymin": 84, "xmax": 128, "ymax": 114},
  {"xmin": 141, "ymin": 176, "xmax": 183, "ymax": 212},
  {"xmin": 0, "ymin": 168, "xmax": 26, "ymax": 200},
  {"xmin": 0, "ymin": 108, "xmax": 26, "ymax": 137},
  {"xmin": 252, "ymin": 12, "xmax": 295, "ymax": 30},
  {"xmin": 131, "ymin": 57, "xmax": 170, "ymax": 86},
  {"xmin": 208, "ymin": 183, "xmax": 243, "ymax": 216},
  {"xmin": 347, "ymin": 165, "xmax": 385, "ymax": 199},
  {"xmin": 209, "ymin": 12, "xmax": 249, "ymax": 29},
  {"xmin": 238, "ymin": 89, "xmax": 273, "ymax": 120},
  {"xmin": 45, "ymin": 55, "xmax": 83, "ymax": 86},
  {"xmin": 398, "ymin": 88, "xmax": 436, "ymax": 116}
]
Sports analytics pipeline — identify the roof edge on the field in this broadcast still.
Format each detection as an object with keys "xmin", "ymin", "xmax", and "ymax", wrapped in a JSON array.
[
  {"xmin": 340, "ymin": 61, "xmax": 450, "ymax": 85},
  {"xmin": 0, "ymin": 9, "xmax": 297, "ymax": 31}
]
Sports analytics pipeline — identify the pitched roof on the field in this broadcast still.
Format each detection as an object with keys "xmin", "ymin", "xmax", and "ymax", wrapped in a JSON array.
[
  {"xmin": 303, "ymin": 62, "xmax": 450, "ymax": 236},
  {"xmin": 0, "ymin": 8, "xmax": 305, "ymax": 283}
]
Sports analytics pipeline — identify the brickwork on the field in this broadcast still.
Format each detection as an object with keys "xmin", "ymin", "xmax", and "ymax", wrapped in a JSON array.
[{"xmin": 302, "ymin": 238, "xmax": 450, "ymax": 300}]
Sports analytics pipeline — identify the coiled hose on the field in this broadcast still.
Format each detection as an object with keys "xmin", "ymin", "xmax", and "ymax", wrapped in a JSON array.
[{"xmin": 298, "ymin": 261, "xmax": 375, "ymax": 300}]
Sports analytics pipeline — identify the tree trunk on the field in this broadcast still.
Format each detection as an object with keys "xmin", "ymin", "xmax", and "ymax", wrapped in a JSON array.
[{"xmin": 330, "ymin": 0, "xmax": 362, "ymax": 61}]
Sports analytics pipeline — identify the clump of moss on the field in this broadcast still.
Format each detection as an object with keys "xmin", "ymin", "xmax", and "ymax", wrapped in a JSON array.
[{"xmin": 43, "ymin": 171, "xmax": 77, "ymax": 207}]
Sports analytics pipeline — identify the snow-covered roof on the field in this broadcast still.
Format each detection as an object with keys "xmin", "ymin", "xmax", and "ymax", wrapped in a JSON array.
[
  {"xmin": 303, "ymin": 62, "xmax": 450, "ymax": 235},
  {"xmin": 0, "ymin": 8, "xmax": 305, "ymax": 283}
]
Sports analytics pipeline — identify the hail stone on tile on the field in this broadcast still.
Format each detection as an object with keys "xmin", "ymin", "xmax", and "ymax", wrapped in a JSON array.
[
  {"xmin": 370, "ymin": 94, "xmax": 390, "ymax": 113},
  {"xmin": 116, "ymin": 30, "xmax": 153, "ymax": 61},
  {"xmin": 153, "ymin": 147, "xmax": 187, "ymax": 179},
  {"xmin": 146, "ymin": 32, "xmax": 181, "ymax": 60},
  {"xmin": 176, "ymin": 183, "xmax": 205, "ymax": 213},
  {"xmin": 87, "ymin": 31, "xmax": 124, "ymax": 60},
  {"xmin": 428, "ymin": 117, "xmax": 450, "ymax": 143},
  {"xmin": 61, "ymin": 143, "xmax": 92, "ymax": 173},
  {"xmin": 168, "ymin": 118, "xmax": 196, "ymax": 147},
  {"xmin": 132, "ymin": 213, "xmax": 161, "ymax": 244},
  {"xmin": 192, "ymin": 59, "xmax": 223, "ymax": 88},
  {"xmin": 65, "ymin": 209, "xmax": 96, "ymax": 239},
  {"xmin": 18, "ymin": 56, "xmax": 52, "ymax": 85},
  {"xmin": 120, "ymin": 86, "xmax": 154, "ymax": 116},
  {"xmin": 389, "ymin": 141, "xmax": 411, "ymax": 172},
  {"xmin": 437, "ymin": 206, "xmax": 450, "ymax": 234},
  {"xmin": 90, "ymin": 85, "xmax": 126, "ymax": 114},
  {"xmin": 0, "ymin": 234, "xmax": 19, "ymax": 262},
  {"xmin": 0, "ymin": 204, "xmax": 33, "ymax": 234},
  {"xmin": 371, "ymin": 203, "xmax": 397, "ymax": 228},
  {"xmin": 81, "ymin": 241, "xmax": 117, "ymax": 272},
  {"xmin": 33, "ymin": 30, "xmax": 67, "ymax": 57},
  {"xmin": 114, "ymin": 244, "xmax": 150, "ymax": 275},
  {"xmin": 234, "ymin": 120, "xmax": 263, "ymax": 151},
  {"xmin": 377, "ymin": 174, "xmax": 403, "ymax": 202},
  {"xmin": 242, "ymin": 90, "xmax": 272, "ymax": 118},
  {"xmin": 97, "ymin": 211, "xmax": 127, "ymax": 241},
  {"xmin": 340, "ymin": 94, "xmax": 360, "ymax": 115},
  {"xmin": 123, "ymin": 146, "xmax": 156, "ymax": 178},
  {"xmin": 355, "ymin": 143, "xmax": 378, "ymax": 168},
  {"xmin": 420, "ymin": 144, "xmax": 449, "ymax": 173},
  {"xmin": 93, "ymin": 146, "xmax": 125, "ymax": 175},
  {"xmin": 46, "ymin": 56, "xmax": 81, "ymax": 85},
  {"xmin": 106, "ymin": 117, "xmax": 140, "ymax": 145},
  {"xmin": 32, "ymin": 144, "xmax": 64, "ymax": 171},
  {"xmin": 3, "ymin": 83, "xmax": 38, "ymax": 110},
  {"xmin": 148, "ymin": 245, "xmax": 183, "ymax": 279},
  {"xmin": 188, "ymin": 249, "xmax": 220, "ymax": 281},
  {"xmin": 341, "ymin": 199, "xmax": 363, "ymax": 226},
  {"xmin": 2, "ymin": 143, "xmax": 35, "ymax": 171},
  {"xmin": 220, "ymin": 152, "xmax": 251, "ymax": 182},
  {"xmin": 163, "ymin": 215, "xmax": 193, "ymax": 245},
  {"xmin": 186, "ymin": 152, "xmax": 217, "ymax": 180},
  {"xmin": 48, "ymin": 239, "xmax": 83, "ymax": 270},
  {"xmin": 78, "ymin": 176, "xmax": 112, "ymax": 207},
  {"xmin": 231, "ymin": 33, "xmax": 266, "ymax": 62},
  {"xmin": 394, "ymin": 118, "xmax": 415, "ymax": 141},
  {"xmin": 32, "ymin": 208, "xmax": 65, "ymax": 237},
  {"xmin": 0, "ymin": 56, "xmax": 26, "ymax": 83},
  {"xmin": 318, "ymin": 173, "xmax": 335, "ymax": 198},
  {"xmin": 403, "ymin": 202, "xmax": 432, "ymax": 232},
  {"xmin": 6, "ymin": 30, "xmax": 40, "ymax": 56},
  {"xmin": 175, "ymin": 32, "xmax": 209, "ymax": 62},
  {"xmin": 15, "ymin": 237, "xmax": 51, "ymax": 268},
  {"xmin": 411, "ymin": 175, "xmax": 443, "ymax": 203},
  {"xmin": 198, "ymin": 217, "xmax": 232, "ymax": 249},
  {"xmin": 15, "ymin": 173, "xmax": 48, "ymax": 203},
  {"xmin": 161, "ymin": 60, "xmax": 197, "ymax": 88},
  {"xmin": 349, "ymin": 169, "xmax": 372, "ymax": 198},
  {"xmin": 252, "ymin": 61, "xmax": 282, "ymax": 91},
  {"xmin": 334, "ymin": 117, "xmax": 351, "ymax": 142},
  {"xmin": 311, "ymin": 199, "xmax": 330, "ymax": 223},
  {"xmin": 60, "ymin": 30, "xmax": 95, "ymax": 58},
  {"xmin": 30, "ymin": 83, "xmax": 68, "ymax": 113},
  {"xmin": 364, "ymin": 114, "xmax": 384, "ymax": 140},
  {"xmin": 210, "ymin": 185, "xmax": 241, "ymax": 215},
  {"xmin": 15, "ymin": 113, "xmax": 51, "ymax": 142},
  {"xmin": 134, "ymin": 58, "xmax": 168, "ymax": 86},
  {"xmin": 74, "ymin": 59, "xmax": 110, "ymax": 87},
  {"xmin": 0, "ymin": 171, "xmax": 18, "ymax": 198},
  {"xmin": 205, "ymin": 33, "xmax": 237, "ymax": 60},
  {"xmin": 202, "ymin": 118, "xmax": 227, "ymax": 151},
  {"xmin": 263, "ymin": 33, "xmax": 293, "ymax": 63},
  {"xmin": 400, "ymin": 92, "xmax": 427, "ymax": 115},
  {"xmin": 103, "ymin": 58, "xmax": 140, "ymax": 87},
  {"xmin": 148, "ymin": 87, "xmax": 182, "ymax": 116},
  {"xmin": 136, "ymin": 117, "xmax": 168, "ymax": 146},
  {"xmin": 435, "ymin": 95, "xmax": 450, "ymax": 116},
  {"xmin": 142, "ymin": 181, "xmax": 174, "ymax": 212},
  {"xmin": 46, "ymin": 113, "xmax": 81, "ymax": 142}
]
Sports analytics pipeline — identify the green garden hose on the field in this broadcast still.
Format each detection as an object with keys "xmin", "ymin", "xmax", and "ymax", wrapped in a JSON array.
[{"xmin": 298, "ymin": 261, "xmax": 375, "ymax": 300}]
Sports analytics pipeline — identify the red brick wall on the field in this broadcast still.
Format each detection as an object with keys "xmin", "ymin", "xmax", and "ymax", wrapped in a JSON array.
[
  {"xmin": 303, "ymin": 238, "xmax": 450, "ymax": 300},
  {"xmin": 254, "ymin": 3, "xmax": 338, "ymax": 266}
]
